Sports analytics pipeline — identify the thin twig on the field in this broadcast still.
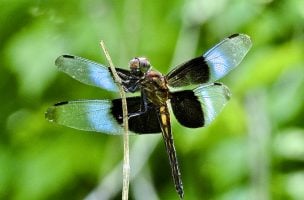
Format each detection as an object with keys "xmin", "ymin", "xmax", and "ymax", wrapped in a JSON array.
[{"xmin": 100, "ymin": 41, "xmax": 130, "ymax": 200}]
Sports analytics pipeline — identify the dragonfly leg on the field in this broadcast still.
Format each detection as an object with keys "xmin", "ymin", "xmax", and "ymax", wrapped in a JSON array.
[
  {"xmin": 128, "ymin": 90, "xmax": 148, "ymax": 118},
  {"xmin": 121, "ymin": 79, "xmax": 140, "ymax": 93}
]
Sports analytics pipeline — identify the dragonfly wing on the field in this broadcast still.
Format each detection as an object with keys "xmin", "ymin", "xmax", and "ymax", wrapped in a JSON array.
[
  {"xmin": 45, "ymin": 100, "xmax": 123, "ymax": 134},
  {"xmin": 171, "ymin": 83, "xmax": 231, "ymax": 127},
  {"xmin": 45, "ymin": 98, "xmax": 161, "ymax": 134},
  {"xmin": 167, "ymin": 34, "xmax": 252, "ymax": 87},
  {"xmin": 55, "ymin": 55, "xmax": 119, "ymax": 92},
  {"xmin": 204, "ymin": 33, "xmax": 252, "ymax": 82}
]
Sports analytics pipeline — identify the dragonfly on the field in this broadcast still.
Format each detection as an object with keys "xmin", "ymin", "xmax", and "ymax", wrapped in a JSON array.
[{"xmin": 45, "ymin": 33, "xmax": 252, "ymax": 199}]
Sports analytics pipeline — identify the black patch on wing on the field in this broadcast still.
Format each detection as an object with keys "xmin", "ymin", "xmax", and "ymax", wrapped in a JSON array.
[
  {"xmin": 111, "ymin": 97, "xmax": 161, "ymax": 134},
  {"xmin": 166, "ymin": 56, "xmax": 210, "ymax": 87},
  {"xmin": 170, "ymin": 90, "xmax": 204, "ymax": 128}
]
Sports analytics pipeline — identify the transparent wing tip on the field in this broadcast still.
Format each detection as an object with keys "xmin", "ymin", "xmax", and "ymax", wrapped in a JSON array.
[
  {"xmin": 55, "ymin": 55, "xmax": 75, "ymax": 68},
  {"xmin": 212, "ymin": 82, "xmax": 231, "ymax": 99},
  {"xmin": 228, "ymin": 33, "xmax": 250, "ymax": 39},
  {"xmin": 229, "ymin": 33, "xmax": 252, "ymax": 49}
]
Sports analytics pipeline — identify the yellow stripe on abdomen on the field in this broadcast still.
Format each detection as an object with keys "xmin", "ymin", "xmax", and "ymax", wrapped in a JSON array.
[{"xmin": 159, "ymin": 106, "xmax": 169, "ymax": 133}]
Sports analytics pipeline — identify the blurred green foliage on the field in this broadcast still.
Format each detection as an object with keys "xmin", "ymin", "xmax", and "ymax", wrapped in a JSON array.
[{"xmin": 1, "ymin": 0, "xmax": 303, "ymax": 199}]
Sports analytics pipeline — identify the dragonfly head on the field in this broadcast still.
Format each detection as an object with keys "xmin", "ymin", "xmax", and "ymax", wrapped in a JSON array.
[{"xmin": 129, "ymin": 57, "xmax": 151, "ymax": 76}]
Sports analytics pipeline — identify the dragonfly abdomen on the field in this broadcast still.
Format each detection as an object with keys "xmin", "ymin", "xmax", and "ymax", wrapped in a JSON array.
[{"xmin": 157, "ymin": 105, "xmax": 184, "ymax": 199}]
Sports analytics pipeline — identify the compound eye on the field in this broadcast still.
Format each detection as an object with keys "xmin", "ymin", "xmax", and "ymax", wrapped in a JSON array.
[
  {"xmin": 129, "ymin": 58, "xmax": 140, "ymax": 71},
  {"xmin": 138, "ymin": 57, "xmax": 151, "ymax": 73}
]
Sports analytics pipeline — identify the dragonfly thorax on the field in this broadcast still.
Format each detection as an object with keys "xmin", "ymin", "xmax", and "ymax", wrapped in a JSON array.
[{"xmin": 141, "ymin": 70, "xmax": 169, "ymax": 106}]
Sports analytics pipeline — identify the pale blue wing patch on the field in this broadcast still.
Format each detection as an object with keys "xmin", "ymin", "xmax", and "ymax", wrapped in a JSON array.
[
  {"xmin": 45, "ymin": 100, "xmax": 123, "ymax": 134},
  {"xmin": 194, "ymin": 83, "xmax": 231, "ymax": 125},
  {"xmin": 204, "ymin": 34, "xmax": 252, "ymax": 82},
  {"xmin": 55, "ymin": 55, "xmax": 118, "ymax": 92}
]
